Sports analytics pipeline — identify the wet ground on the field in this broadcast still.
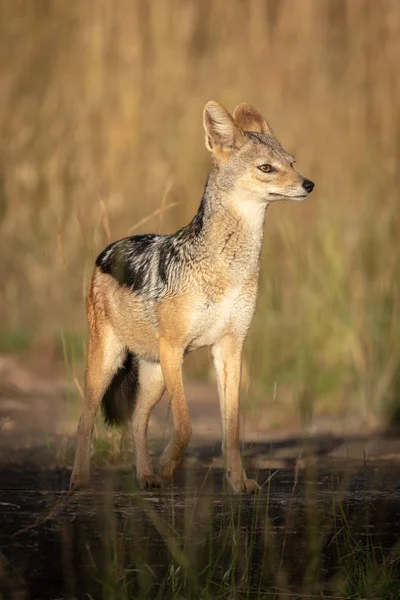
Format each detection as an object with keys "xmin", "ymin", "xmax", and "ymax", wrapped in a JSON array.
[
  {"xmin": 2, "ymin": 355, "xmax": 400, "ymax": 598},
  {"xmin": 2, "ymin": 444, "xmax": 400, "ymax": 599}
]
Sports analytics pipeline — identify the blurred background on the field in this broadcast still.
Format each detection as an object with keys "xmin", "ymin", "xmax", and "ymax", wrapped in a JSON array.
[{"xmin": 1, "ymin": 0, "xmax": 400, "ymax": 433}]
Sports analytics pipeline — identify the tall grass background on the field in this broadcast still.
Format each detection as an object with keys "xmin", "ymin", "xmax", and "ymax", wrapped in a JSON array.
[{"xmin": 1, "ymin": 0, "xmax": 400, "ymax": 426}]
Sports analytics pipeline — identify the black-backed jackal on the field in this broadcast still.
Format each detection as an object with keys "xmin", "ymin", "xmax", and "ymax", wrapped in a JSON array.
[{"xmin": 70, "ymin": 101, "xmax": 314, "ymax": 493}]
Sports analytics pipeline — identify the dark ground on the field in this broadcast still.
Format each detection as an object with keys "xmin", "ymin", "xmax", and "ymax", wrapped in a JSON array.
[
  {"xmin": 2, "ymin": 355, "xmax": 400, "ymax": 599},
  {"xmin": 2, "ymin": 443, "xmax": 400, "ymax": 599}
]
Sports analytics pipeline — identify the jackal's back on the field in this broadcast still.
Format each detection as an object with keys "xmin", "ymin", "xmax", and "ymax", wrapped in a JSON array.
[{"xmin": 96, "ymin": 194, "xmax": 208, "ymax": 302}]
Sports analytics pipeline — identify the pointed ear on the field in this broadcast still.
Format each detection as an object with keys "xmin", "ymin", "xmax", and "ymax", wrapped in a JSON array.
[
  {"xmin": 233, "ymin": 102, "xmax": 273, "ymax": 135},
  {"xmin": 203, "ymin": 101, "xmax": 244, "ymax": 153}
]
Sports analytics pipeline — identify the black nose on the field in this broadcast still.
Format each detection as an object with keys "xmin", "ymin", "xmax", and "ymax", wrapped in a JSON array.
[{"xmin": 302, "ymin": 179, "xmax": 315, "ymax": 193}]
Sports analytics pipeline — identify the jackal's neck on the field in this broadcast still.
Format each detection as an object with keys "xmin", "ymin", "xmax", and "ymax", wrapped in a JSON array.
[{"xmin": 182, "ymin": 173, "xmax": 268, "ymax": 274}]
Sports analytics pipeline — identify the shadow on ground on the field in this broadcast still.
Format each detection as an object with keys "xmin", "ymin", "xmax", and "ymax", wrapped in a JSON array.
[
  {"xmin": 2, "ymin": 353, "xmax": 400, "ymax": 598},
  {"xmin": 1, "ymin": 442, "xmax": 400, "ymax": 599}
]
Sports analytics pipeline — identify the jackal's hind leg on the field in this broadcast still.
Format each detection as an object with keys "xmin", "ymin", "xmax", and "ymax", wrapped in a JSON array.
[
  {"xmin": 158, "ymin": 339, "xmax": 192, "ymax": 480},
  {"xmin": 70, "ymin": 333, "xmax": 125, "ymax": 491},
  {"xmin": 212, "ymin": 335, "xmax": 260, "ymax": 494},
  {"xmin": 132, "ymin": 360, "xmax": 166, "ymax": 488}
]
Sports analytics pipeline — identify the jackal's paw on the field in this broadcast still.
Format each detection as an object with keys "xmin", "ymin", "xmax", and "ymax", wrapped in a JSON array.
[
  {"xmin": 158, "ymin": 458, "xmax": 180, "ymax": 481},
  {"xmin": 138, "ymin": 474, "xmax": 163, "ymax": 489},
  {"xmin": 242, "ymin": 478, "xmax": 261, "ymax": 493},
  {"xmin": 69, "ymin": 474, "xmax": 90, "ymax": 492},
  {"xmin": 229, "ymin": 477, "xmax": 261, "ymax": 494}
]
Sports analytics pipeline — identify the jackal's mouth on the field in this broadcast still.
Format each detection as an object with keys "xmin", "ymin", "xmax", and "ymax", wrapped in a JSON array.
[{"xmin": 269, "ymin": 193, "xmax": 308, "ymax": 200}]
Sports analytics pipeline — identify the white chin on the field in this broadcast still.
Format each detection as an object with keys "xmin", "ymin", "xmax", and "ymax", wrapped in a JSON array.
[
  {"xmin": 290, "ymin": 195, "xmax": 307, "ymax": 201},
  {"xmin": 269, "ymin": 194, "xmax": 307, "ymax": 201}
]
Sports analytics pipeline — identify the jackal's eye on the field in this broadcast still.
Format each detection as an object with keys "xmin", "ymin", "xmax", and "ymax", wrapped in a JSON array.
[{"xmin": 258, "ymin": 163, "xmax": 274, "ymax": 173}]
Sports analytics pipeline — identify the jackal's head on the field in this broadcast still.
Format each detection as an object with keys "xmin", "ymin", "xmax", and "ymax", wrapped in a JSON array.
[{"xmin": 203, "ymin": 101, "xmax": 314, "ymax": 204}]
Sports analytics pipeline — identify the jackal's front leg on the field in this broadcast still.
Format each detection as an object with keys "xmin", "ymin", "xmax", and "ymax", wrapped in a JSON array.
[
  {"xmin": 212, "ymin": 335, "xmax": 260, "ymax": 494},
  {"xmin": 158, "ymin": 338, "xmax": 192, "ymax": 480},
  {"xmin": 132, "ymin": 360, "xmax": 166, "ymax": 489}
]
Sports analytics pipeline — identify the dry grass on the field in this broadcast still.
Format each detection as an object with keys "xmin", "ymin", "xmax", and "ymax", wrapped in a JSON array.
[{"xmin": 1, "ymin": 0, "xmax": 400, "ymax": 424}]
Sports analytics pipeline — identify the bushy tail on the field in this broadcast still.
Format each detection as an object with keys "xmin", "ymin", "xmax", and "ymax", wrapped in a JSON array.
[{"xmin": 101, "ymin": 351, "xmax": 139, "ymax": 427}]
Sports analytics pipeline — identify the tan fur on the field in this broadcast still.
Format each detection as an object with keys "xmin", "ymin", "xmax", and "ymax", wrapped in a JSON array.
[
  {"xmin": 70, "ymin": 101, "xmax": 314, "ymax": 493},
  {"xmin": 131, "ymin": 360, "xmax": 165, "ymax": 488},
  {"xmin": 233, "ymin": 102, "xmax": 273, "ymax": 135}
]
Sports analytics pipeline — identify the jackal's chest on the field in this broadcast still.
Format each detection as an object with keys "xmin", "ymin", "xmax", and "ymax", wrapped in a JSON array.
[{"xmin": 186, "ymin": 285, "xmax": 255, "ymax": 349}]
